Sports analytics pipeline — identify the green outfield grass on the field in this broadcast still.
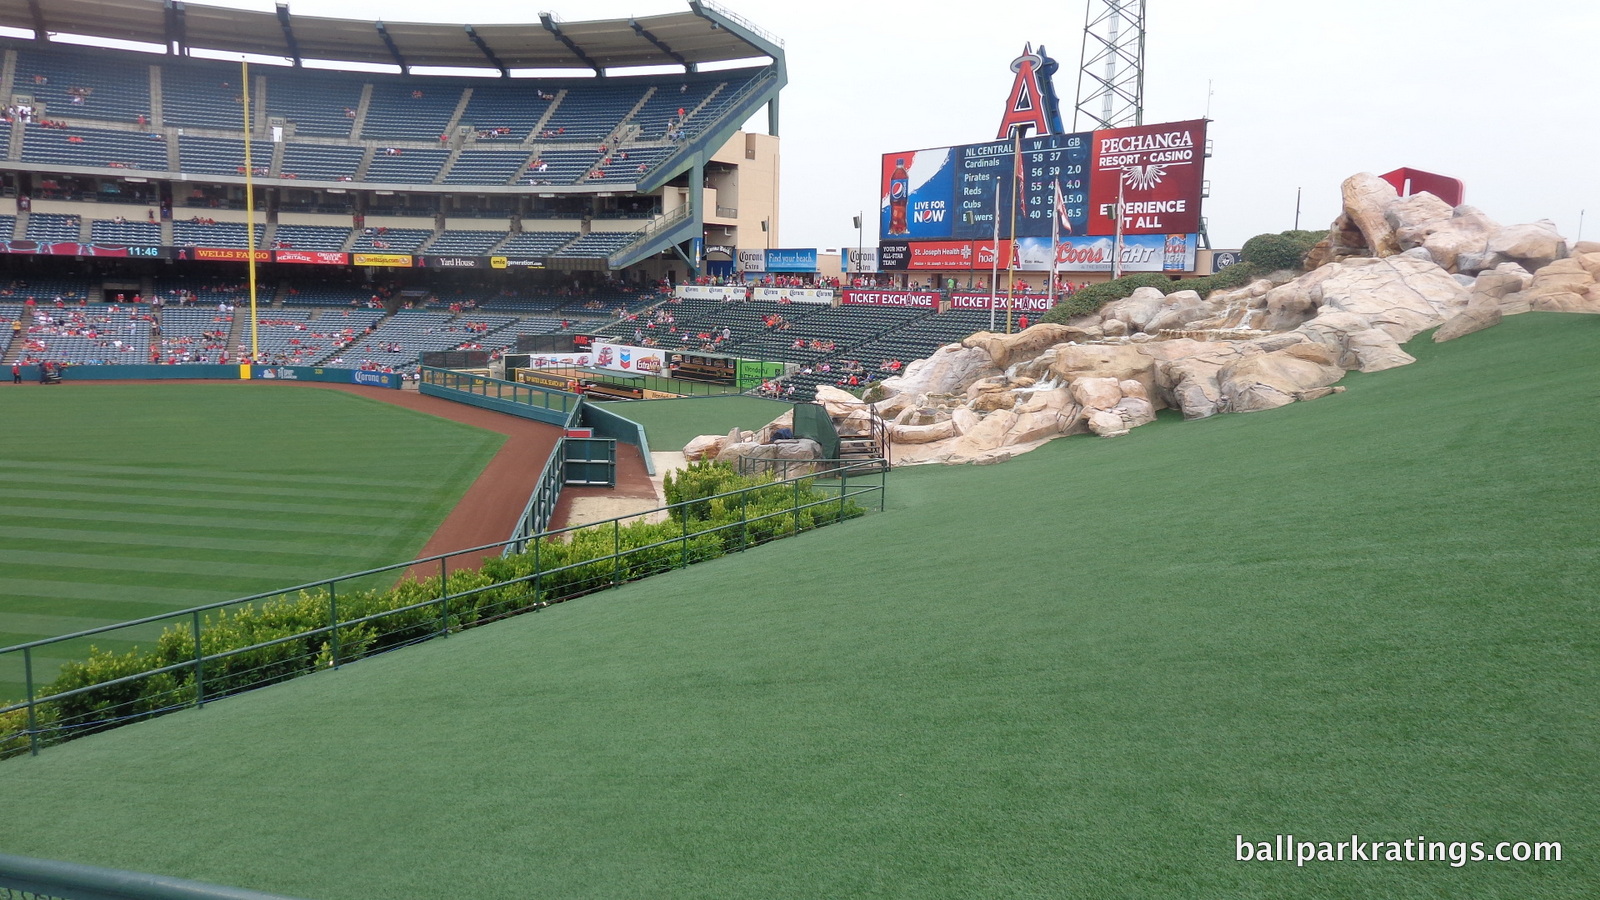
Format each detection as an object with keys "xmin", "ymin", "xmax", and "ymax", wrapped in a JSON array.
[
  {"xmin": 593, "ymin": 395, "xmax": 793, "ymax": 449},
  {"xmin": 2, "ymin": 315, "xmax": 1596, "ymax": 898},
  {"xmin": 0, "ymin": 383, "xmax": 504, "ymax": 698}
]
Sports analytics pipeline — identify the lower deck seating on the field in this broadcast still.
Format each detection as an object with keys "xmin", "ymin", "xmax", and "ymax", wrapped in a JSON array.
[
  {"xmin": 14, "ymin": 303, "xmax": 152, "ymax": 365},
  {"xmin": 155, "ymin": 306, "xmax": 234, "ymax": 364}
]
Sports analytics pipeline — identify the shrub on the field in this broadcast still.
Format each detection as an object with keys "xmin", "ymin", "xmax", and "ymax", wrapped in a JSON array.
[
  {"xmin": 1041, "ymin": 272, "xmax": 1173, "ymax": 324},
  {"xmin": 0, "ymin": 460, "xmax": 869, "ymax": 759},
  {"xmin": 1241, "ymin": 230, "xmax": 1327, "ymax": 272}
]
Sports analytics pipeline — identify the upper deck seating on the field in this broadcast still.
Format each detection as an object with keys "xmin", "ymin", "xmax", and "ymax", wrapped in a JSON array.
[
  {"xmin": 264, "ymin": 72, "xmax": 361, "ymax": 138},
  {"xmin": 279, "ymin": 144, "xmax": 365, "ymax": 181},
  {"xmin": 160, "ymin": 62, "xmax": 247, "ymax": 130},
  {"xmin": 12, "ymin": 43, "xmax": 151, "ymax": 124},
  {"xmin": 364, "ymin": 148, "xmax": 451, "ymax": 184},
  {"xmin": 362, "ymin": 82, "xmax": 461, "ymax": 141},
  {"xmin": 458, "ymin": 82, "xmax": 555, "ymax": 142}
]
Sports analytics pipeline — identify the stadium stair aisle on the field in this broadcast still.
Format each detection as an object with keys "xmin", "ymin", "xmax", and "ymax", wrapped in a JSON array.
[{"xmin": 0, "ymin": 306, "xmax": 29, "ymax": 364}]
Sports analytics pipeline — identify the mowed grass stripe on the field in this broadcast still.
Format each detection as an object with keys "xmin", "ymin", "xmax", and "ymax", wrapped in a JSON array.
[
  {"xmin": 0, "ymin": 525, "xmax": 394, "ymax": 556},
  {"xmin": 0, "ymin": 593, "xmax": 248, "ymax": 623},
  {"xmin": 0, "ymin": 473, "xmax": 441, "ymax": 504},
  {"xmin": 0, "ymin": 550, "xmax": 321, "ymax": 581},
  {"xmin": 0, "ymin": 578, "xmax": 247, "ymax": 608},
  {"xmin": 0, "ymin": 458, "xmax": 444, "ymax": 489},
  {"xmin": 0, "ymin": 613, "xmax": 177, "ymax": 645},
  {"xmin": 0, "ymin": 487, "xmax": 406, "ymax": 519},
  {"xmin": 3, "ymin": 505, "xmax": 405, "ymax": 537}
]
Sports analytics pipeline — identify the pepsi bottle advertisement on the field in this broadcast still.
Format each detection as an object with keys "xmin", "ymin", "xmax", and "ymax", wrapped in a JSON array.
[{"xmin": 880, "ymin": 148, "xmax": 956, "ymax": 241}]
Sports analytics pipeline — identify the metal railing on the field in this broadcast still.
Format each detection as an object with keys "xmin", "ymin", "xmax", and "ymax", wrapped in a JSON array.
[
  {"xmin": 0, "ymin": 461, "xmax": 887, "ymax": 759},
  {"xmin": 698, "ymin": 0, "xmax": 786, "ymax": 48},
  {"xmin": 606, "ymin": 205, "xmax": 691, "ymax": 268},
  {"xmin": 418, "ymin": 367, "xmax": 580, "ymax": 426},
  {"xmin": 505, "ymin": 435, "xmax": 569, "ymax": 553},
  {"xmin": 0, "ymin": 853, "xmax": 310, "ymax": 900}
]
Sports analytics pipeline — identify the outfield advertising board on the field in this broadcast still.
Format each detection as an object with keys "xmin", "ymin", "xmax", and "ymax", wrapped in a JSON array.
[
  {"xmin": 948, "ymin": 293, "xmax": 1057, "ymax": 313},
  {"xmin": 592, "ymin": 342, "xmax": 667, "ymax": 375},
  {"xmin": 676, "ymin": 285, "xmax": 747, "ymax": 301},
  {"xmin": 181, "ymin": 247, "xmax": 270, "ymax": 262},
  {"xmin": 843, "ymin": 247, "xmax": 879, "ymax": 274},
  {"xmin": 274, "ymin": 250, "xmax": 348, "ymax": 265},
  {"xmin": 250, "ymin": 365, "xmax": 402, "ymax": 388},
  {"xmin": 1012, "ymin": 233, "xmax": 1197, "ymax": 272},
  {"xmin": 515, "ymin": 351, "xmax": 593, "ymax": 368},
  {"xmin": 752, "ymin": 287, "xmax": 833, "ymax": 303},
  {"xmin": 840, "ymin": 290, "xmax": 939, "ymax": 308},
  {"xmin": 352, "ymin": 253, "xmax": 414, "ymax": 267},
  {"xmin": 419, "ymin": 255, "xmax": 482, "ymax": 269},
  {"xmin": 764, "ymin": 248, "xmax": 818, "ymax": 273}
]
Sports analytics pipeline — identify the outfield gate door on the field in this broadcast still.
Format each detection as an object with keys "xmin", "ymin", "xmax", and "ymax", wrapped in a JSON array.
[
  {"xmin": 792, "ymin": 402, "xmax": 839, "ymax": 459},
  {"xmin": 563, "ymin": 438, "xmax": 617, "ymax": 487}
]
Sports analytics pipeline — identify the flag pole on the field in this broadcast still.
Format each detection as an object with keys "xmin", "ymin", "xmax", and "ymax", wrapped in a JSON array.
[
  {"xmin": 1111, "ymin": 170, "xmax": 1126, "ymax": 281},
  {"xmin": 1006, "ymin": 128, "xmax": 1021, "ymax": 334},
  {"xmin": 1049, "ymin": 179, "xmax": 1061, "ymax": 300},
  {"xmin": 241, "ymin": 59, "xmax": 259, "ymax": 363},
  {"xmin": 988, "ymin": 172, "xmax": 1000, "ymax": 333}
]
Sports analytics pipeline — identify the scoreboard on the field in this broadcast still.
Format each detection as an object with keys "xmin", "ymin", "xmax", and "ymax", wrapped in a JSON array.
[
  {"xmin": 1017, "ymin": 132, "xmax": 1091, "ymax": 237},
  {"xmin": 884, "ymin": 119, "xmax": 1206, "ymax": 243}
]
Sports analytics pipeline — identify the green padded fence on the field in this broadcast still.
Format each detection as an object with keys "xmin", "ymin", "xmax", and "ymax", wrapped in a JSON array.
[{"xmin": 417, "ymin": 367, "xmax": 580, "ymax": 426}]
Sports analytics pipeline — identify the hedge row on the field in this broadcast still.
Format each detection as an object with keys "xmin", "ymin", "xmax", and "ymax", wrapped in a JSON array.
[
  {"xmin": 1, "ymin": 462, "xmax": 867, "ymax": 758},
  {"xmin": 1039, "ymin": 229, "xmax": 1329, "ymax": 325}
]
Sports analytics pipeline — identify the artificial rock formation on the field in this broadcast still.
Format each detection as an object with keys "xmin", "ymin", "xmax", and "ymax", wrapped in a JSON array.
[{"xmin": 680, "ymin": 176, "xmax": 1580, "ymax": 466}]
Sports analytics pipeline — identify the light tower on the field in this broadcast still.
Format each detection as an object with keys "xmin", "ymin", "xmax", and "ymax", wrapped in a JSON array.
[{"xmin": 1072, "ymin": 0, "xmax": 1146, "ymax": 130}]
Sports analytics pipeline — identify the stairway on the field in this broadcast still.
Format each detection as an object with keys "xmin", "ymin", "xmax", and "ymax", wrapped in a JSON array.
[
  {"xmin": 834, "ymin": 410, "xmax": 890, "ymax": 472},
  {"xmin": 1, "ymin": 306, "xmax": 32, "ymax": 364}
]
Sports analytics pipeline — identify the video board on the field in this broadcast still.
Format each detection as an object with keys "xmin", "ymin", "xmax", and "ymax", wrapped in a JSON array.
[{"xmin": 882, "ymin": 119, "xmax": 1205, "ymax": 242}]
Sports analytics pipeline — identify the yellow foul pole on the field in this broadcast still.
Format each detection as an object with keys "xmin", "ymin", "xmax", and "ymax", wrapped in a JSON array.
[{"xmin": 241, "ymin": 59, "xmax": 259, "ymax": 362}]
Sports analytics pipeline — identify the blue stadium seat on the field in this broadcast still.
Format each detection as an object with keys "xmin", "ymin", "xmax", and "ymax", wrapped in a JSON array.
[
  {"xmin": 22, "ymin": 125, "xmax": 170, "ymax": 170},
  {"xmin": 12, "ymin": 42, "xmax": 151, "ymax": 125},
  {"xmin": 444, "ymin": 150, "xmax": 531, "ymax": 186},
  {"xmin": 264, "ymin": 73, "xmax": 362, "ymax": 138},
  {"xmin": 364, "ymin": 148, "xmax": 451, "ymax": 184},
  {"xmin": 272, "ymin": 225, "xmax": 352, "ymax": 251},
  {"xmin": 362, "ymin": 82, "xmax": 462, "ymax": 141},
  {"xmin": 280, "ymin": 144, "xmax": 365, "ymax": 181}
]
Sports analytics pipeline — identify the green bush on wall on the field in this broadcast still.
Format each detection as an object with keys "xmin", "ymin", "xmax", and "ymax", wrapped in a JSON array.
[
  {"xmin": 1241, "ymin": 229, "xmax": 1327, "ymax": 272},
  {"xmin": 1039, "ymin": 228, "xmax": 1329, "ymax": 325},
  {"xmin": 1, "ymin": 462, "xmax": 868, "ymax": 758}
]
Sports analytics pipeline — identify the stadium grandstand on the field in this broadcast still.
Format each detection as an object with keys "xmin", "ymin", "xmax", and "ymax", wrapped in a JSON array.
[{"xmin": 0, "ymin": 0, "xmax": 1021, "ymax": 398}]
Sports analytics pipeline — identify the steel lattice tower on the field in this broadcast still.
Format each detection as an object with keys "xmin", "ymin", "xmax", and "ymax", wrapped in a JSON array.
[{"xmin": 1073, "ymin": 0, "xmax": 1146, "ymax": 131}]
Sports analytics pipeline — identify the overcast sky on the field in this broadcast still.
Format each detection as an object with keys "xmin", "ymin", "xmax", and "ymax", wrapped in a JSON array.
[{"xmin": 165, "ymin": 0, "xmax": 1600, "ymax": 251}]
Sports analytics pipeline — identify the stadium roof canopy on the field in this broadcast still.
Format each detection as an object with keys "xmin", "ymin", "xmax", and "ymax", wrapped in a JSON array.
[{"xmin": 0, "ymin": 0, "xmax": 782, "ymax": 75}]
